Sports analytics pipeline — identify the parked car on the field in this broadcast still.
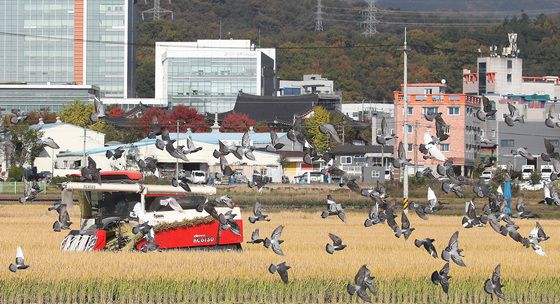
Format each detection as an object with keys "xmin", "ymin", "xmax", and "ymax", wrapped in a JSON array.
[
  {"xmin": 185, "ymin": 170, "xmax": 207, "ymax": 184},
  {"xmin": 521, "ymin": 165, "xmax": 535, "ymax": 180},
  {"xmin": 38, "ymin": 171, "xmax": 52, "ymax": 180},
  {"xmin": 231, "ymin": 171, "xmax": 248, "ymax": 184}
]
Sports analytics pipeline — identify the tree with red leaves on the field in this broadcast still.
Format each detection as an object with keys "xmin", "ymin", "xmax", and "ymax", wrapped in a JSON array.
[
  {"xmin": 168, "ymin": 105, "xmax": 210, "ymax": 132},
  {"xmin": 220, "ymin": 112, "xmax": 255, "ymax": 132},
  {"xmin": 107, "ymin": 105, "xmax": 124, "ymax": 117},
  {"xmin": 139, "ymin": 107, "xmax": 170, "ymax": 133}
]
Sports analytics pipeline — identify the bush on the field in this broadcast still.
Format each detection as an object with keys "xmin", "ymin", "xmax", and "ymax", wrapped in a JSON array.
[
  {"xmin": 530, "ymin": 171, "xmax": 542, "ymax": 185},
  {"xmin": 7, "ymin": 166, "xmax": 23, "ymax": 182}
]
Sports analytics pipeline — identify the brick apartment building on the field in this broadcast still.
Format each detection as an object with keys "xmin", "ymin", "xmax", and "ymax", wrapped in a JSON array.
[{"xmin": 394, "ymin": 83, "xmax": 482, "ymax": 177}]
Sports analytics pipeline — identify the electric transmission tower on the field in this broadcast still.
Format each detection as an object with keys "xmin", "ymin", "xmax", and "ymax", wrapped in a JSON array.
[
  {"xmin": 142, "ymin": 0, "xmax": 174, "ymax": 21},
  {"xmin": 315, "ymin": 0, "xmax": 324, "ymax": 32},
  {"xmin": 361, "ymin": 0, "xmax": 380, "ymax": 36}
]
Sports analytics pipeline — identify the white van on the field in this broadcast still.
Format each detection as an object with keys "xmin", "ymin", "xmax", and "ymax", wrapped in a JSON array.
[
  {"xmin": 521, "ymin": 165, "xmax": 535, "ymax": 180},
  {"xmin": 541, "ymin": 165, "xmax": 554, "ymax": 181},
  {"xmin": 481, "ymin": 170, "xmax": 493, "ymax": 183},
  {"xmin": 185, "ymin": 170, "xmax": 207, "ymax": 184}
]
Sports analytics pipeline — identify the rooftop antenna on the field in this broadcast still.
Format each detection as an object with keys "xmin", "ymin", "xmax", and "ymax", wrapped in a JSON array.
[
  {"xmin": 361, "ymin": 0, "xmax": 380, "ymax": 37},
  {"xmin": 315, "ymin": 0, "xmax": 324, "ymax": 32},
  {"xmin": 142, "ymin": 0, "xmax": 174, "ymax": 21}
]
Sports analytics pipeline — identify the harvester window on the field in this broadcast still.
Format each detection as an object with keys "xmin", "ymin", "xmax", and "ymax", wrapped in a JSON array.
[{"xmin": 145, "ymin": 196, "xmax": 206, "ymax": 212}]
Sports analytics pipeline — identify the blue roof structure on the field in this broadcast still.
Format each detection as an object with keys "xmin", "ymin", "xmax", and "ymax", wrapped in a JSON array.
[{"xmin": 58, "ymin": 130, "xmax": 286, "ymax": 157}]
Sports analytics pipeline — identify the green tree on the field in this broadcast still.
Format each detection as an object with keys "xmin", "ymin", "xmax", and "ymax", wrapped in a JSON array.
[
  {"xmin": 4, "ymin": 125, "xmax": 44, "ymax": 167},
  {"xmin": 60, "ymin": 101, "xmax": 96, "ymax": 127},
  {"xmin": 530, "ymin": 170, "xmax": 542, "ymax": 185},
  {"xmin": 304, "ymin": 106, "xmax": 330, "ymax": 153}
]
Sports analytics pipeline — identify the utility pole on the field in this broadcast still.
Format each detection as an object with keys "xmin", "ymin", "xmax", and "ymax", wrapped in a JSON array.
[
  {"xmin": 175, "ymin": 120, "xmax": 179, "ymax": 181},
  {"xmin": 315, "ymin": 0, "xmax": 324, "ymax": 32},
  {"xmin": 219, "ymin": 19, "xmax": 222, "ymax": 39},
  {"xmin": 142, "ymin": 0, "xmax": 174, "ymax": 21},
  {"xmin": 361, "ymin": 0, "xmax": 380, "ymax": 37},
  {"xmin": 82, "ymin": 126, "xmax": 86, "ymax": 166},
  {"xmin": 413, "ymin": 121, "xmax": 418, "ymax": 174},
  {"xmin": 402, "ymin": 28, "xmax": 409, "ymax": 213}
]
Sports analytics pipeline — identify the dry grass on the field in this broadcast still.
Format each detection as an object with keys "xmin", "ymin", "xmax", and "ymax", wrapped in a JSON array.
[{"xmin": 0, "ymin": 204, "xmax": 559, "ymax": 303}]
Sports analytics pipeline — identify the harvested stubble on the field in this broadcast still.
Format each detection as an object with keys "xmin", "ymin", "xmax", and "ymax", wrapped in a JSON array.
[{"xmin": 0, "ymin": 205, "xmax": 559, "ymax": 303}]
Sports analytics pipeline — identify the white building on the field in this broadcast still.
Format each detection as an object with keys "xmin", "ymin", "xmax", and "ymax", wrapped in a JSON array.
[
  {"xmin": 154, "ymin": 40, "xmax": 276, "ymax": 113},
  {"xmin": 341, "ymin": 102, "xmax": 395, "ymax": 120},
  {"xmin": 31, "ymin": 121, "xmax": 105, "ymax": 177},
  {"xmin": 278, "ymin": 74, "xmax": 335, "ymax": 95}
]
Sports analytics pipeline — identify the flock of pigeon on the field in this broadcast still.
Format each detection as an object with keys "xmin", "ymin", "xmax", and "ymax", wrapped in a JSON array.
[{"xmin": 4, "ymin": 103, "xmax": 560, "ymax": 303}]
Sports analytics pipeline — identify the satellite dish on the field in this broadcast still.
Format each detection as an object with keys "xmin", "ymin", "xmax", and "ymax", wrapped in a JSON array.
[{"xmin": 441, "ymin": 79, "xmax": 447, "ymax": 84}]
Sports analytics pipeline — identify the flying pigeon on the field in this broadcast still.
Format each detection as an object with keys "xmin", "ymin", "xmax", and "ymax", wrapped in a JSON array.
[
  {"xmin": 248, "ymin": 173, "xmax": 266, "ymax": 193},
  {"xmin": 419, "ymin": 132, "xmax": 446, "ymax": 162},
  {"xmin": 132, "ymin": 222, "xmax": 159, "ymax": 253},
  {"xmin": 48, "ymin": 201, "xmax": 72, "ymax": 232},
  {"xmin": 393, "ymin": 141, "xmax": 412, "ymax": 168},
  {"xmin": 36, "ymin": 137, "xmax": 60, "ymax": 149},
  {"xmin": 181, "ymin": 136, "xmax": 202, "ymax": 155},
  {"xmin": 484, "ymin": 264, "xmax": 506, "ymax": 300},
  {"xmin": 415, "ymin": 238, "xmax": 438, "ymax": 258},
  {"xmin": 476, "ymin": 96, "xmax": 497, "ymax": 121},
  {"xmin": 218, "ymin": 210, "xmax": 241, "ymax": 236},
  {"xmin": 319, "ymin": 123, "xmax": 342, "ymax": 144},
  {"xmin": 321, "ymin": 195, "xmax": 346, "ymax": 222},
  {"xmin": 416, "ymin": 167, "xmax": 436, "ymax": 179},
  {"xmin": 9, "ymin": 246, "xmax": 30, "ymax": 272},
  {"xmin": 434, "ymin": 113, "xmax": 450, "ymax": 142},
  {"xmin": 246, "ymin": 228, "xmax": 265, "ymax": 244},
  {"xmin": 511, "ymin": 147, "xmax": 533, "ymax": 161},
  {"xmin": 441, "ymin": 231, "xmax": 466, "ymax": 267},
  {"xmin": 544, "ymin": 106, "xmax": 560, "ymax": 128},
  {"xmin": 526, "ymin": 222, "xmax": 549, "ymax": 256},
  {"xmin": 158, "ymin": 197, "xmax": 185, "ymax": 213},
  {"xmin": 248, "ymin": 201, "xmax": 270, "ymax": 223},
  {"xmin": 462, "ymin": 199, "xmax": 484, "ymax": 228},
  {"xmin": 410, "ymin": 187, "xmax": 442, "ymax": 220},
  {"xmin": 387, "ymin": 210, "xmax": 415, "ymax": 240},
  {"xmin": 511, "ymin": 197, "xmax": 536, "ymax": 219},
  {"xmin": 325, "ymin": 233, "xmax": 347, "ymax": 254},
  {"xmin": 105, "ymin": 146, "xmax": 125, "ymax": 160},
  {"xmin": 431, "ymin": 262, "xmax": 450, "ymax": 294},
  {"xmin": 265, "ymin": 129, "xmax": 285, "ymax": 152},
  {"xmin": 236, "ymin": 131, "xmax": 256, "ymax": 161},
  {"xmin": 376, "ymin": 116, "xmax": 397, "ymax": 145},
  {"xmin": 364, "ymin": 203, "xmax": 387, "ymax": 227},
  {"xmin": 503, "ymin": 103, "xmax": 524, "ymax": 127},
  {"xmin": 263, "ymin": 225, "xmax": 285, "ymax": 256},
  {"xmin": 347, "ymin": 265, "xmax": 376, "ymax": 303},
  {"xmin": 539, "ymin": 182, "xmax": 560, "ymax": 206},
  {"xmin": 80, "ymin": 156, "xmax": 101, "ymax": 184},
  {"xmin": 268, "ymin": 262, "xmax": 290, "ymax": 284}
]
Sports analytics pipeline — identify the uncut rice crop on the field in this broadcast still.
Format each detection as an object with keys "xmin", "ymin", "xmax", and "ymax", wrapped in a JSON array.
[{"xmin": 0, "ymin": 205, "xmax": 559, "ymax": 303}]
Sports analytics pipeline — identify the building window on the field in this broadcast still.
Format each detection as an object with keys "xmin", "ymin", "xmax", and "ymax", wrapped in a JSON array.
[
  {"xmin": 448, "ymin": 107, "xmax": 460, "ymax": 115},
  {"xmin": 440, "ymin": 144, "xmax": 450, "ymax": 152},
  {"xmin": 507, "ymin": 74, "xmax": 512, "ymax": 82},
  {"xmin": 507, "ymin": 60, "xmax": 512, "ymax": 69},
  {"xmin": 372, "ymin": 171, "xmax": 380, "ymax": 178},
  {"xmin": 425, "ymin": 88, "xmax": 433, "ymax": 94},
  {"xmin": 407, "ymin": 144, "xmax": 413, "ymax": 152},
  {"xmin": 407, "ymin": 107, "xmax": 413, "ymax": 115},
  {"xmin": 407, "ymin": 125, "xmax": 413, "ymax": 133},
  {"xmin": 340, "ymin": 156, "xmax": 352, "ymax": 164},
  {"xmin": 423, "ymin": 107, "xmax": 439, "ymax": 115},
  {"xmin": 500, "ymin": 139, "xmax": 515, "ymax": 147},
  {"xmin": 354, "ymin": 154, "xmax": 366, "ymax": 163}
]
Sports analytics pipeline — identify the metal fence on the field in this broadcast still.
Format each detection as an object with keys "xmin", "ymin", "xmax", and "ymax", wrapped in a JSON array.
[{"xmin": 0, "ymin": 181, "xmax": 49, "ymax": 194}]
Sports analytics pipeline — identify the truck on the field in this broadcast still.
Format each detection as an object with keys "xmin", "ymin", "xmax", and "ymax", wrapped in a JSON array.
[
  {"xmin": 521, "ymin": 165, "xmax": 535, "ymax": 180},
  {"xmin": 59, "ymin": 171, "xmax": 243, "ymax": 252},
  {"xmin": 541, "ymin": 165, "xmax": 554, "ymax": 181}
]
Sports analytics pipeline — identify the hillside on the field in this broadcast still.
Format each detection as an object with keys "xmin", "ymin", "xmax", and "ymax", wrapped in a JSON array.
[{"xmin": 135, "ymin": 0, "xmax": 560, "ymax": 101}]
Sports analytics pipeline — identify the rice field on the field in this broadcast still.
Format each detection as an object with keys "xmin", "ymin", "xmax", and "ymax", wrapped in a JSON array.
[{"xmin": 0, "ymin": 204, "xmax": 559, "ymax": 303}]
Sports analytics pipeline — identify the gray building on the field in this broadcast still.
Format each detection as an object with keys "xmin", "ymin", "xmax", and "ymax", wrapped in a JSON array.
[
  {"xmin": 0, "ymin": 0, "xmax": 136, "ymax": 99},
  {"xmin": 0, "ymin": 83, "xmax": 100, "ymax": 112},
  {"xmin": 331, "ymin": 145, "xmax": 393, "ymax": 183},
  {"xmin": 497, "ymin": 121, "xmax": 560, "ymax": 171}
]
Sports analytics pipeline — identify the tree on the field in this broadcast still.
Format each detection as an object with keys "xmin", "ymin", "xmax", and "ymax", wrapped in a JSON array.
[
  {"xmin": 60, "ymin": 101, "xmax": 95, "ymax": 127},
  {"xmin": 168, "ymin": 105, "xmax": 210, "ymax": 132},
  {"xmin": 4, "ymin": 125, "xmax": 44, "ymax": 167},
  {"xmin": 304, "ymin": 106, "xmax": 330, "ymax": 153},
  {"xmin": 106, "ymin": 105, "xmax": 124, "ymax": 117},
  {"xmin": 220, "ymin": 112, "xmax": 255, "ymax": 132},
  {"xmin": 139, "ymin": 107, "xmax": 169, "ymax": 133}
]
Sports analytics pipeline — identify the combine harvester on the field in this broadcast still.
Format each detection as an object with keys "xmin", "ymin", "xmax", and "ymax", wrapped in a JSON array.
[{"xmin": 59, "ymin": 171, "xmax": 243, "ymax": 252}]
